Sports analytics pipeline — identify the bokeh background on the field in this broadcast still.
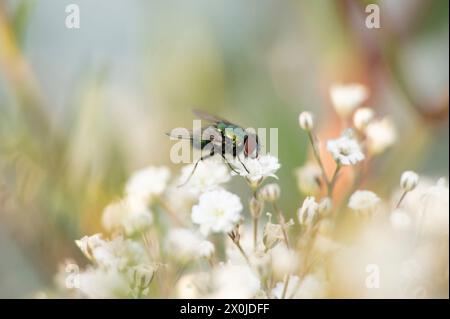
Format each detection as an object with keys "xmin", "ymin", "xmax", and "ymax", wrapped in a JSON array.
[{"xmin": 0, "ymin": 0, "xmax": 448, "ymax": 298}]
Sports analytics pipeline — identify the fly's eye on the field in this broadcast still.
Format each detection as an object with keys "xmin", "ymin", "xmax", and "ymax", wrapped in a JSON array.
[{"xmin": 244, "ymin": 135, "xmax": 259, "ymax": 158}]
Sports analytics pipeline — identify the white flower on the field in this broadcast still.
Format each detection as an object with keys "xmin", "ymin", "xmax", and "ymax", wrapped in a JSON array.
[
  {"xmin": 419, "ymin": 178, "xmax": 449, "ymax": 236},
  {"xmin": 271, "ymin": 275, "xmax": 301, "ymax": 299},
  {"xmin": 199, "ymin": 240, "xmax": 215, "ymax": 258},
  {"xmin": 102, "ymin": 196, "xmax": 153, "ymax": 236},
  {"xmin": 295, "ymin": 274, "xmax": 328, "ymax": 298},
  {"xmin": 125, "ymin": 166, "xmax": 170, "ymax": 202},
  {"xmin": 353, "ymin": 107, "xmax": 375, "ymax": 131},
  {"xmin": 390, "ymin": 209, "xmax": 412, "ymax": 231},
  {"xmin": 176, "ymin": 272, "xmax": 211, "ymax": 298},
  {"xmin": 271, "ymin": 274, "xmax": 328, "ymax": 299},
  {"xmin": 298, "ymin": 112, "xmax": 314, "ymax": 131},
  {"xmin": 330, "ymin": 84, "xmax": 368, "ymax": 118},
  {"xmin": 78, "ymin": 267, "xmax": 129, "ymax": 299},
  {"xmin": 326, "ymin": 132, "xmax": 364, "ymax": 166},
  {"xmin": 298, "ymin": 196, "xmax": 319, "ymax": 226},
  {"xmin": 400, "ymin": 171, "xmax": 419, "ymax": 192},
  {"xmin": 270, "ymin": 244, "xmax": 300, "ymax": 278},
  {"xmin": 178, "ymin": 158, "xmax": 230, "ymax": 195},
  {"xmin": 348, "ymin": 190, "xmax": 380, "ymax": 212},
  {"xmin": 365, "ymin": 118, "xmax": 397, "ymax": 154},
  {"xmin": 76, "ymin": 235, "xmax": 148, "ymax": 271},
  {"xmin": 191, "ymin": 190, "xmax": 243, "ymax": 235},
  {"xmin": 166, "ymin": 228, "xmax": 214, "ymax": 260},
  {"xmin": 295, "ymin": 163, "xmax": 322, "ymax": 194},
  {"xmin": 128, "ymin": 265, "xmax": 156, "ymax": 290},
  {"xmin": 258, "ymin": 183, "xmax": 281, "ymax": 202},
  {"xmin": 210, "ymin": 263, "xmax": 260, "ymax": 298},
  {"xmin": 236, "ymin": 154, "xmax": 280, "ymax": 183},
  {"xmin": 75, "ymin": 234, "xmax": 104, "ymax": 261}
]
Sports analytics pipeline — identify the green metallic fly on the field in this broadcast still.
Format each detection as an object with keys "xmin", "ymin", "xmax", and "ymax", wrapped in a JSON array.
[{"xmin": 168, "ymin": 109, "xmax": 260, "ymax": 186}]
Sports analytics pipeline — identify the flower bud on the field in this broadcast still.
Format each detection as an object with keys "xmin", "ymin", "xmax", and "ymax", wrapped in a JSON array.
[
  {"xmin": 353, "ymin": 107, "xmax": 374, "ymax": 131},
  {"xmin": 249, "ymin": 197, "xmax": 264, "ymax": 219},
  {"xmin": 400, "ymin": 171, "xmax": 419, "ymax": 192},
  {"xmin": 298, "ymin": 112, "xmax": 314, "ymax": 131},
  {"xmin": 258, "ymin": 183, "xmax": 281, "ymax": 202},
  {"xmin": 263, "ymin": 217, "xmax": 284, "ymax": 250},
  {"xmin": 130, "ymin": 265, "xmax": 155, "ymax": 289},
  {"xmin": 199, "ymin": 240, "xmax": 215, "ymax": 259},
  {"xmin": 318, "ymin": 197, "xmax": 332, "ymax": 216},
  {"xmin": 298, "ymin": 196, "xmax": 319, "ymax": 226}
]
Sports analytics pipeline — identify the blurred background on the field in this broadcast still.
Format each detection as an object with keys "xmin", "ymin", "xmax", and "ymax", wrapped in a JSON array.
[{"xmin": 0, "ymin": 0, "xmax": 448, "ymax": 297}]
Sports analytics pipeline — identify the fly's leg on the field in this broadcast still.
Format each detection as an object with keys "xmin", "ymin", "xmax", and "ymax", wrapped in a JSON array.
[
  {"xmin": 221, "ymin": 154, "xmax": 240, "ymax": 175},
  {"xmin": 232, "ymin": 138, "xmax": 250, "ymax": 174},
  {"xmin": 177, "ymin": 153, "xmax": 213, "ymax": 187},
  {"xmin": 237, "ymin": 155, "xmax": 250, "ymax": 173}
]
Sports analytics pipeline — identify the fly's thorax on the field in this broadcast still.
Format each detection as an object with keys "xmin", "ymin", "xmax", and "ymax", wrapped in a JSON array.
[{"xmin": 221, "ymin": 125, "xmax": 246, "ymax": 143}]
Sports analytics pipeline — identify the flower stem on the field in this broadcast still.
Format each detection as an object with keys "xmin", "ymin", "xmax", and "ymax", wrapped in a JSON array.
[
  {"xmin": 228, "ymin": 233, "xmax": 250, "ymax": 264},
  {"xmin": 253, "ymin": 217, "xmax": 258, "ymax": 252},
  {"xmin": 281, "ymin": 274, "xmax": 291, "ymax": 299},
  {"xmin": 308, "ymin": 131, "xmax": 329, "ymax": 186},
  {"xmin": 327, "ymin": 164, "xmax": 341, "ymax": 197},
  {"xmin": 395, "ymin": 191, "xmax": 408, "ymax": 209}
]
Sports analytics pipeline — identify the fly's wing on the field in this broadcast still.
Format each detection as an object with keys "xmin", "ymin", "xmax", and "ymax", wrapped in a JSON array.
[
  {"xmin": 192, "ymin": 109, "xmax": 235, "ymax": 126},
  {"xmin": 200, "ymin": 126, "xmax": 224, "ymax": 152},
  {"xmin": 167, "ymin": 126, "xmax": 224, "ymax": 151}
]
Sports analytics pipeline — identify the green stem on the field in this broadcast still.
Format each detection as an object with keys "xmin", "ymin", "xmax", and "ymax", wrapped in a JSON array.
[
  {"xmin": 308, "ymin": 131, "xmax": 329, "ymax": 187},
  {"xmin": 253, "ymin": 217, "xmax": 258, "ymax": 252},
  {"xmin": 327, "ymin": 164, "xmax": 341, "ymax": 198}
]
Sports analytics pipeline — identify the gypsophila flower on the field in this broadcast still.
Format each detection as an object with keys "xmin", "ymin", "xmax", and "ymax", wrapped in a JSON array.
[
  {"xmin": 400, "ymin": 171, "xmax": 419, "ymax": 192},
  {"xmin": 270, "ymin": 244, "xmax": 299, "ymax": 277},
  {"xmin": 191, "ymin": 189, "xmax": 243, "ymax": 235},
  {"xmin": 390, "ymin": 209, "xmax": 412, "ymax": 230},
  {"xmin": 298, "ymin": 111, "xmax": 314, "ymax": 131},
  {"xmin": 167, "ymin": 228, "xmax": 213, "ymax": 260},
  {"xmin": 210, "ymin": 263, "xmax": 260, "ymax": 298},
  {"xmin": 128, "ymin": 265, "xmax": 155, "ymax": 290},
  {"xmin": 353, "ymin": 107, "xmax": 375, "ymax": 131},
  {"xmin": 75, "ymin": 234, "xmax": 104, "ymax": 261},
  {"xmin": 76, "ymin": 235, "xmax": 149, "ymax": 271},
  {"xmin": 77, "ymin": 267, "xmax": 129, "ymax": 299},
  {"xmin": 326, "ymin": 131, "xmax": 364, "ymax": 166},
  {"xmin": 365, "ymin": 118, "xmax": 397, "ymax": 154},
  {"xmin": 293, "ymin": 274, "xmax": 328, "ymax": 298},
  {"xmin": 348, "ymin": 190, "xmax": 380, "ymax": 212},
  {"xmin": 176, "ymin": 272, "xmax": 211, "ymax": 298},
  {"xmin": 330, "ymin": 84, "xmax": 368, "ymax": 118},
  {"xmin": 258, "ymin": 183, "xmax": 281, "ymax": 202},
  {"xmin": 199, "ymin": 240, "xmax": 215, "ymax": 259},
  {"xmin": 125, "ymin": 166, "xmax": 170, "ymax": 202},
  {"xmin": 236, "ymin": 154, "xmax": 280, "ymax": 184},
  {"xmin": 298, "ymin": 196, "xmax": 319, "ymax": 226},
  {"xmin": 418, "ymin": 178, "xmax": 449, "ymax": 236},
  {"xmin": 102, "ymin": 196, "xmax": 153, "ymax": 236},
  {"xmin": 178, "ymin": 158, "xmax": 230, "ymax": 194},
  {"xmin": 295, "ymin": 163, "xmax": 322, "ymax": 194},
  {"xmin": 271, "ymin": 275, "xmax": 300, "ymax": 299}
]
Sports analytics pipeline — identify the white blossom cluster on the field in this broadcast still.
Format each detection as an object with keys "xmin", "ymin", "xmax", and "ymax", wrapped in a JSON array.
[{"xmin": 53, "ymin": 84, "xmax": 448, "ymax": 299}]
